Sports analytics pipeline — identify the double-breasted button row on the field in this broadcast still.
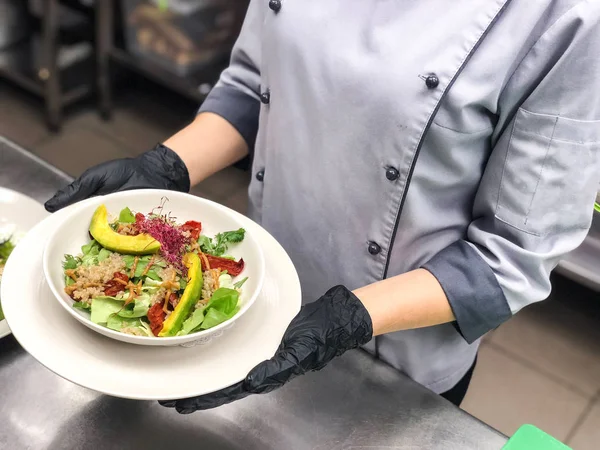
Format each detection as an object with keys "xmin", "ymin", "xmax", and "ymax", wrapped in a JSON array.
[
  {"xmin": 263, "ymin": 1, "xmax": 279, "ymax": 105},
  {"xmin": 368, "ymin": 241, "xmax": 382, "ymax": 255},
  {"xmin": 369, "ymin": 167, "xmax": 399, "ymax": 256},
  {"xmin": 385, "ymin": 167, "xmax": 400, "ymax": 181},
  {"xmin": 420, "ymin": 73, "xmax": 439, "ymax": 89},
  {"xmin": 261, "ymin": 0, "xmax": 276, "ymax": 177},
  {"xmin": 269, "ymin": 0, "xmax": 281, "ymax": 12},
  {"xmin": 260, "ymin": 91, "xmax": 270, "ymax": 104}
]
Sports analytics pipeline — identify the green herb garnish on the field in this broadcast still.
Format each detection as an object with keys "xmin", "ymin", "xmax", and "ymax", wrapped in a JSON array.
[{"xmin": 199, "ymin": 228, "xmax": 246, "ymax": 257}]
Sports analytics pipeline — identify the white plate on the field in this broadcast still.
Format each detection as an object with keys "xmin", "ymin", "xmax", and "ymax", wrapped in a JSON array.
[
  {"xmin": 1, "ymin": 197, "xmax": 301, "ymax": 400},
  {"xmin": 43, "ymin": 190, "xmax": 266, "ymax": 346},
  {"xmin": 0, "ymin": 187, "xmax": 49, "ymax": 339}
]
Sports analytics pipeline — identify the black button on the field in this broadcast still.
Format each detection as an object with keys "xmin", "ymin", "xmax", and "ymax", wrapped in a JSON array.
[
  {"xmin": 269, "ymin": 0, "xmax": 281, "ymax": 12},
  {"xmin": 385, "ymin": 167, "xmax": 400, "ymax": 181},
  {"xmin": 368, "ymin": 242, "xmax": 381, "ymax": 255},
  {"xmin": 260, "ymin": 91, "xmax": 270, "ymax": 104},
  {"xmin": 425, "ymin": 74, "xmax": 439, "ymax": 89},
  {"xmin": 256, "ymin": 170, "xmax": 265, "ymax": 182}
]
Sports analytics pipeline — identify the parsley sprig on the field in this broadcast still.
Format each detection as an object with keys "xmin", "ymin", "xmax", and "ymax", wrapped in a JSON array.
[{"xmin": 199, "ymin": 229, "xmax": 245, "ymax": 257}]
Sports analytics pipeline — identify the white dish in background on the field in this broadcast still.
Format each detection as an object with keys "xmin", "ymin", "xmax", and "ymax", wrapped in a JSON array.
[
  {"xmin": 43, "ymin": 190, "xmax": 266, "ymax": 347},
  {"xmin": 0, "ymin": 187, "xmax": 49, "ymax": 339},
  {"xmin": 1, "ymin": 195, "xmax": 301, "ymax": 400}
]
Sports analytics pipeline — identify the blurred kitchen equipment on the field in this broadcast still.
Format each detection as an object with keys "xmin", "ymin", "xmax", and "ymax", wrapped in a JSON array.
[
  {"xmin": 121, "ymin": 0, "xmax": 244, "ymax": 76},
  {"xmin": 0, "ymin": 0, "xmax": 31, "ymax": 50},
  {"xmin": 0, "ymin": 0, "xmax": 95, "ymax": 131}
]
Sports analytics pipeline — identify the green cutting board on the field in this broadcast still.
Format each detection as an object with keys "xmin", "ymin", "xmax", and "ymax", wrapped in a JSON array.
[{"xmin": 502, "ymin": 425, "xmax": 571, "ymax": 450}]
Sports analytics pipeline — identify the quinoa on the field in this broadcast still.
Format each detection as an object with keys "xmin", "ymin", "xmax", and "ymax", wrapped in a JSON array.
[
  {"xmin": 121, "ymin": 326, "xmax": 145, "ymax": 336},
  {"xmin": 116, "ymin": 223, "xmax": 137, "ymax": 236},
  {"xmin": 158, "ymin": 266, "xmax": 177, "ymax": 282},
  {"xmin": 200, "ymin": 270, "xmax": 216, "ymax": 304},
  {"xmin": 67, "ymin": 253, "xmax": 126, "ymax": 303},
  {"xmin": 149, "ymin": 287, "xmax": 167, "ymax": 306}
]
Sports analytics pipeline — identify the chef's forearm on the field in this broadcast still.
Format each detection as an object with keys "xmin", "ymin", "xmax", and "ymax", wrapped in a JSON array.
[
  {"xmin": 353, "ymin": 269, "xmax": 455, "ymax": 336},
  {"xmin": 163, "ymin": 112, "xmax": 249, "ymax": 186}
]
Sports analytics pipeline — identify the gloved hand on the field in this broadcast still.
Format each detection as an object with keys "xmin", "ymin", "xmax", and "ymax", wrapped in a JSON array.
[
  {"xmin": 160, "ymin": 285, "xmax": 373, "ymax": 413},
  {"xmin": 45, "ymin": 144, "xmax": 190, "ymax": 212}
]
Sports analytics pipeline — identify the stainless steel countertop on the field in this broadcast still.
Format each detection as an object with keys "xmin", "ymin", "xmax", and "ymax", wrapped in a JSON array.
[{"xmin": 0, "ymin": 136, "xmax": 507, "ymax": 450}]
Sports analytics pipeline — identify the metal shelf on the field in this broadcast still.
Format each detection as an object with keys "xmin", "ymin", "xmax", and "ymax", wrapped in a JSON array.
[
  {"xmin": 0, "ymin": 34, "xmax": 94, "ymax": 106},
  {"xmin": 556, "ymin": 212, "xmax": 600, "ymax": 292},
  {"xmin": 0, "ymin": 1, "xmax": 95, "ymax": 131}
]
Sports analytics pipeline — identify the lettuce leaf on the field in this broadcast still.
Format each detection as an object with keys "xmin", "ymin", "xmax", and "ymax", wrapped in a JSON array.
[
  {"xmin": 218, "ymin": 273, "xmax": 233, "ymax": 289},
  {"xmin": 143, "ymin": 277, "xmax": 162, "ymax": 287},
  {"xmin": 0, "ymin": 304, "xmax": 4, "ymax": 321},
  {"xmin": 119, "ymin": 207, "xmax": 136, "ymax": 224},
  {"xmin": 179, "ymin": 277, "xmax": 187, "ymax": 291},
  {"xmin": 142, "ymin": 278, "xmax": 162, "ymax": 294},
  {"xmin": 72, "ymin": 301, "xmax": 91, "ymax": 310},
  {"xmin": 81, "ymin": 240, "xmax": 100, "ymax": 256},
  {"xmin": 81, "ymin": 240, "xmax": 103, "ymax": 266},
  {"xmin": 97, "ymin": 248, "xmax": 112, "ymax": 262},
  {"xmin": 139, "ymin": 321, "xmax": 153, "ymax": 336},
  {"xmin": 90, "ymin": 297, "xmax": 124, "ymax": 324},
  {"xmin": 207, "ymin": 288, "xmax": 239, "ymax": 316},
  {"xmin": 200, "ymin": 308, "xmax": 239, "ymax": 330},
  {"xmin": 106, "ymin": 315, "xmax": 152, "ymax": 336},
  {"xmin": 145, "ymin": 269, "xmax": 162, "ymax": 281},
  {"xmin": 123, "ymin": 255, "xmax": 165, "ymax": 279},
  {"xmin": 117, "ymin": 294, "xmax": 150, "ymax": 318},
  {"xmin": 123, "ymin": 255, "xmax": 136, "ymax": 270},
  {"xmin": 178, "ymin": 288, "xmax": 240, "ymax": 334},
  {"xmin": 177, "ymin": 307, "xmax": 205, "ymax": 336}
]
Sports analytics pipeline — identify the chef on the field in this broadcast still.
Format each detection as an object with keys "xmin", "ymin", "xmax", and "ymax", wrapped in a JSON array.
[{"xmin": 46, "ymin": 0, "xmax": 600, "ymax": 412}]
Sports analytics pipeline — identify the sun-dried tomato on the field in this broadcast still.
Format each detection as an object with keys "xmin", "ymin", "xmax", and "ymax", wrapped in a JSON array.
[
  {"xmin": 133, "ymin": 213, "xmax": 146, "ymax": 233},
  {"xmin": 114, "ymin": 272, "xmax": 129, "ymax": 282},
  {"xmin": 103, "ymin": 272, "xmax": 129, "ymax": 296},
  {"xmin": 181, "ymin": 220, "xmax": 202, "ymax": 241},
  {"xmin": 202, "ymin": 255, "xmax": 245, "ymax": 277},
  {"xmin": 147, "ymin": 302, "xmax": 166, "ymax": 336}
]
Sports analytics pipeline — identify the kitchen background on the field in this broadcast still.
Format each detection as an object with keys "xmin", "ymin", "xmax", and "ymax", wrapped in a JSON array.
[{"xmin": 0, "ymin": 1, "xmax": 599, "ymax": 448}]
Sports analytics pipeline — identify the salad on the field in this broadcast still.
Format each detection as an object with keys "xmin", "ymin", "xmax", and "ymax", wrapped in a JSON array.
[
  {"xmin": 62, "ymin": 202, "xmax": 249, "ymax": 337},
  {"xmin": 0, "ymin": 223, "xmax": 23, "ymax": 322}
]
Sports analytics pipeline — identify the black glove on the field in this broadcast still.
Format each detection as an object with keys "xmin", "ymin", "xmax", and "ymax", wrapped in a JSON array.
[
  {"xmin": 160, "ymin": 285, "xmax": 373, "ymax": 413},
  {"xmin": 45, "ymin": 144, "xmax": 190, "ymax": 212}
]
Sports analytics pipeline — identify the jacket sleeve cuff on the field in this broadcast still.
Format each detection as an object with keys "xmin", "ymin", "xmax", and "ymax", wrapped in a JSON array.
[
  {"xmin": 198, "ymin": 85, "xmax": 260, "ymax": 152},
  {"xmin": 422, "ymin": 240, "xmax": 512, "ymax": 344}
]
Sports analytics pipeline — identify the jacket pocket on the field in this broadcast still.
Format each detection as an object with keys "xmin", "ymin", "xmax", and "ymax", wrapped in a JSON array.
[{"xmin": 495, "ymin": 108, "xmax": 600, "ymax": 236}]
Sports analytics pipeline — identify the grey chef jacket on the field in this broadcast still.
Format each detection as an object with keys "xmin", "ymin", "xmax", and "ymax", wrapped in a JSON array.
[{"xmin": 199, "ymin": 0, "xmax": 600, "ymax": 393}]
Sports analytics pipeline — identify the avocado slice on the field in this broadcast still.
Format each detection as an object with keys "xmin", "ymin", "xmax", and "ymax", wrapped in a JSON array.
[
  {"xmin": 89, "ymin": 205, "xmax": 160, "ymax": 255},
  {"xmin": 159, "ymin": 253, "xmax": 203, "ymax": 337}
]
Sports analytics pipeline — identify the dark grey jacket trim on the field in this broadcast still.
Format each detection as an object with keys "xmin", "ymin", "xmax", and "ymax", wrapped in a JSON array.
[
  {"xmin": 422, "ymin": 240, "xmax": 512, "ymax": 343},
  {"xmin": 198, "ymin": 85, "xmax": 260, "ymax": 152}
]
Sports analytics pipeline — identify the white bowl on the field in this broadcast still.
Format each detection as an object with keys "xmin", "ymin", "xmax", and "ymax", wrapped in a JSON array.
[{"xmin": 43, "ymin": 190, "xmax": 265, "ymax": 347}]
